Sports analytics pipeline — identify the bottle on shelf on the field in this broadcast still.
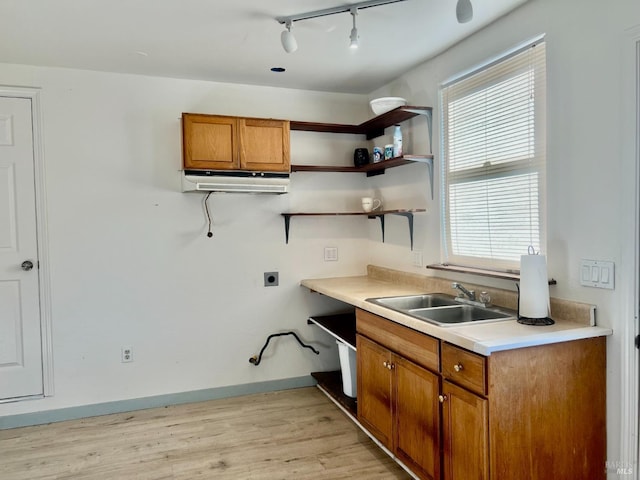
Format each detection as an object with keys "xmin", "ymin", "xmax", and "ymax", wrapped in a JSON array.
[{"xmin": 393, "ymin": 124, "xmax": 403, "ymax": 157}]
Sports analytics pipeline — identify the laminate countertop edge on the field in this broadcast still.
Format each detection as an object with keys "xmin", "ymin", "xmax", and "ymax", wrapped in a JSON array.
[{"xmin": 300, "ymin": 275, "xmax": 613, "ymax": 356}]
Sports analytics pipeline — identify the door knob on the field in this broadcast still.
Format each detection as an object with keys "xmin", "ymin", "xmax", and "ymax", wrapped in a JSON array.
[{"xmin": 21, "ymin": 260, "xmax": 34, "ymax": 271}]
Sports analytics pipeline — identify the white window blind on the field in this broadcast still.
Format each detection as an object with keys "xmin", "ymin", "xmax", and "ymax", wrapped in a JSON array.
[{"xmin": 440, "ymin": 39, "xmax": 546, "ymax": 271}]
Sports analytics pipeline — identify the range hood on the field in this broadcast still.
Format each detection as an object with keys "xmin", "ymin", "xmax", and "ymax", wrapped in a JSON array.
[{"xmin": 182, "ymin": 170, "xmax": 290, "ymax": 194}]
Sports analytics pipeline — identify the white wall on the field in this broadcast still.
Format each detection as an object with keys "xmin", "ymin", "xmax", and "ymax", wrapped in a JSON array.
[
  {"xmin": 0, "ymin": 63, "xmax": 379, "ymax": 415},
  {"xmin": 366, "ymin": 0, "xmax": 640, "ymax": 472},
  {"xmin": 2, "ymin": 0, "xmax": 638, "ymax": 470}
]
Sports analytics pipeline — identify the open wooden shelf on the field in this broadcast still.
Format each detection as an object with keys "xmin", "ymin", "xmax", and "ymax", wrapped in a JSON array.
[
  {"xmin": 290, "ymin": 105, "xmax": 432, "ymax": 140},
  {"xmin": 308, "ymin": 312, "xmax": 356, "ymax": 348},
  {"xmin": 290, "ymin": 106, "xmax": 434, "ymax": 197},
  {"xmin": 311, "ymin": 371, "xmax": 357, "ymax": 417},
  {"xmin": 282, "ymin": 208, "xmax": 425, "ymax": 217},
  {"xmin": 292, "ymin": 155, "xmax": 433, "ymax": 176},
  {"xmin": 308, "ymin": 312, "xmax": 358, "ymax": 417},
  {"xmin": 281, "ymin": 209, "xmax": 425, "ymax": 249}
]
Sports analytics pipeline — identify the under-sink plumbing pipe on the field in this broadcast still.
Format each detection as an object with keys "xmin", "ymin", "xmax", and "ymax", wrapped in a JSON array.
[{"xmin": 249, "ymin": 331, "xmax": 319, "ymax": 366}]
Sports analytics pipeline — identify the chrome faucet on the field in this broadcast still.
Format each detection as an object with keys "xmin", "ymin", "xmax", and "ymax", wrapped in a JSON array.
[{"xmin": 452, "ymin": 282, "xmax": 476, "ymax": 301}]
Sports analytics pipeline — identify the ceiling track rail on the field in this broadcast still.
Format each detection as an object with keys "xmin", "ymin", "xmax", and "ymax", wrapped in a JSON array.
[{"xmin": 276, "ymin": 0, "xmax": 408, "ymax": 24}]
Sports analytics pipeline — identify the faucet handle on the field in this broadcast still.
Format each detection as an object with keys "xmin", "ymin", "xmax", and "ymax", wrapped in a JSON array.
[{"xmin": 479, "ymin": 291, "xmax": 491, "ymax": 305}]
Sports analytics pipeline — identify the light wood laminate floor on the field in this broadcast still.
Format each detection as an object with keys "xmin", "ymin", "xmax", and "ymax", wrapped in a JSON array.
[{"xmin": 0, "ymin": 387, "xmax": 411, "ymax": 479}]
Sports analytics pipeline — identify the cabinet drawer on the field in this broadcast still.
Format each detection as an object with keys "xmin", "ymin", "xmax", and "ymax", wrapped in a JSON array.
[
  {"xmin": 356, "ymin": 309, "xmax": 439, "ymax": 372},
  {"xmin": 442, "ymin": 343, "xmax": 486, "ymax": 395}
]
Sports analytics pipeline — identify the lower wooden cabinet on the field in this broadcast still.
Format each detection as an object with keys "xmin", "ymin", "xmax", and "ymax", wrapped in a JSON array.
[
  {"xmin": 441, "ymin": 380, "xmax": 488, "ymax": 480},
  {"xmin": 357, "ymin": 335, "xmax": 393, "ymax": 446},
  {"xmin": 395, "ymin": 355, "xmax": 441, "ymax": 480},
  {"xmin": 355, "ymin": 308, "xmax": 606, "ymax": 480},
  {"xmin": 357, "ymin": 334, "xmax": 441, "ymax": 480}
]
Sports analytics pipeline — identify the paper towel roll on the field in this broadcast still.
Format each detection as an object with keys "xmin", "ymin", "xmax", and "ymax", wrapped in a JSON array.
[{"xmin": 519, "ymin": 254, "xmax": 550, "ymax": 319}]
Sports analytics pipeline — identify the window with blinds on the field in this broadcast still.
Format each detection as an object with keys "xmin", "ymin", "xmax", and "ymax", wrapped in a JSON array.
[{"xmin": 440, "ymin": 38, "xmax": 546, "ymax": 271}]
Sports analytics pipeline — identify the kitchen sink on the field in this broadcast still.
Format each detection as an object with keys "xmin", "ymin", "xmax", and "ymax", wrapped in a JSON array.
[
  {"xmin": 409, "ymin": 305, "xmax": 512, "ymax": 325},
  {"xmin": 367, "ymin": 293, "xmax": 459, "ymax": 310},
  {"xmin": 366, "ymin": 293, "xmax": 516, "ymax": 327}
]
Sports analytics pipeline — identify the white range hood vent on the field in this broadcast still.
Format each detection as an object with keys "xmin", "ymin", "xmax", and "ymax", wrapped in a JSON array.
[{"xmin": 182, "ymin": 170, "xmax": 290, "ymax": 194}]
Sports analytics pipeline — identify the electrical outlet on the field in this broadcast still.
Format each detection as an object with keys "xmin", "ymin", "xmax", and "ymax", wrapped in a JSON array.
[
  {"xmin": 264, "ymin": 272, "xmax": 279, "ymax": 287},
  {"xmin": 121, "ymin": 346, "xmax": 133, "ymax": 363}
]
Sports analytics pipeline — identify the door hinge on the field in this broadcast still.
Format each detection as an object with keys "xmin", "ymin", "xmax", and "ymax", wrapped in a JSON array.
[{"xmin": 635, "ymin": 335, "xmax": 640, "ymax": 349}]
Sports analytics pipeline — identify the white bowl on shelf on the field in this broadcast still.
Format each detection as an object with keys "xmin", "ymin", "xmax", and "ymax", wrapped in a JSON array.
[{"xmin": 369, "ymin": 97, "xmax": 407, "ymax": 115}]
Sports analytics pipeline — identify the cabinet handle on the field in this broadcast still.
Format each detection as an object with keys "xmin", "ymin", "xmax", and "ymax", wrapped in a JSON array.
[
  {"xmin": 388, "ymin": 362, "xmax": 394, "ymax": 370},
  {"xmin": 438, "ymin": 394, "xmax": 447, "ymax": 403},
  {"xmin": 382, "ymin": 361, "xmax": 394, "ymax": 370},
  {"xmin": 453, "ymin": 363, "xmax": 464, "ymax": 372}
]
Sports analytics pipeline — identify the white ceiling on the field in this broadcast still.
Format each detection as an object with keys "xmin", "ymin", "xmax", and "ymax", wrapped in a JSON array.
[{"xmin": 0, "ymin": 0, "xmax": 528, "ymax": 94}]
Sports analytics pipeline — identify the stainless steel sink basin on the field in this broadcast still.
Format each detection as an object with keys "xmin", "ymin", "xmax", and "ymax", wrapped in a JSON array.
[
  {"xmin": 409, "ymin": 305, "xmax": 512, "ymax": 325},
  {"xmin": 367, "ymin": 293, "xmax": 459, "ymax": 310},
  {"xmin": 365, "ymin": 293, "xmax": 516, "ymax": 327}
]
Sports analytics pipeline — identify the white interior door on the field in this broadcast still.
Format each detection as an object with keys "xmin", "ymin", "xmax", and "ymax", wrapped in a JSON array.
[{"xmin": 0, "ymin": 96, "xmax": 43, "ymax": 400}]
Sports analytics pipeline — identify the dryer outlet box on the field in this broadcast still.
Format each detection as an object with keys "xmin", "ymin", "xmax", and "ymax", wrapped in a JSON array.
[{"xmin": 264, "ymin": 272, "xmax": 279, "ymax": 287}]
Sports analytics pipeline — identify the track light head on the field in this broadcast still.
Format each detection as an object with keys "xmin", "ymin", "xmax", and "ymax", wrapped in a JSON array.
[
  {"xmin": 456, "ymin": 0, "xmax": 473, "ymax": 23},
  {"xmin": 349, "ymin": 28, "xmax": 359, "ymax": 49},
  {"xmin": 349, "ymin": 8, "xmax": 359, "ymax": 49},
  {"xmin": 281, "ymin": 20, "xmax": 298, "ymax": 53}
]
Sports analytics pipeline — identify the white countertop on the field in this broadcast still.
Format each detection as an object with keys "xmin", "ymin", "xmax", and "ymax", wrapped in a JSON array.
[{"xmin": 301, "ymin": 275, "xmax": 613, "ymax": 355}]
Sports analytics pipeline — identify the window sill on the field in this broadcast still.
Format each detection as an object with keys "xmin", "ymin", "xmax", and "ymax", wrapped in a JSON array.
[{"xmin": 426, "ymin": 264, "xmax": 557, "ymax": 285}]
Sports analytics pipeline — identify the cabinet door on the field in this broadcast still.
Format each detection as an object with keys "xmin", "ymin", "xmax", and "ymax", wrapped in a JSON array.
[
  {"xmin": 442, "ymin": 381, "xmax": 489, "ymax": 480},
  {"xmin": 394, "ymin": 355, "xmax": 440, "ymax": 480},
  {"xmin": 356, "ymin": 334, "xmax": 393, "ymax": 448},
  {"xmin": 239, "ymin": 118, "xmax": 290, "ymax": 172},
  {"xmin": 182, "ymin": 114, "xmax": 238, "ymax": 170}
]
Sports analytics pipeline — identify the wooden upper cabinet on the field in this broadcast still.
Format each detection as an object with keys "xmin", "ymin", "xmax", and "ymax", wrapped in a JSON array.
[
  {"xmin": 239, "ymin": 118, "xmax": 290, "ymax": 171},
  {"xmin": 182, "ymin": 113, "xmax": 290, "ymax": 172},
  {"xmin": 182, "ymin": 114, "xmax": 238, "ymax": 170}
]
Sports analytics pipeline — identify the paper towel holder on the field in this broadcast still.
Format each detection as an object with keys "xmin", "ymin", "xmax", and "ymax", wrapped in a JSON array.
[{"xmin": 516, "ymin": 283, "xmax": 555, "ymax": 326}]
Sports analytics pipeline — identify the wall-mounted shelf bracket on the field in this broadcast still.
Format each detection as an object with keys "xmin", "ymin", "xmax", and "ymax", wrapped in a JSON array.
[
  {"xmin": 403, "ymin": 108, "xmax": 433, "ymax": 155},
  {"xmin": 370, "ymin": 211, "xmax": 417, "ymax": 249},
  {"xmin": 283, "ymin": 214, "xmax": 292, "ymax": 244}
]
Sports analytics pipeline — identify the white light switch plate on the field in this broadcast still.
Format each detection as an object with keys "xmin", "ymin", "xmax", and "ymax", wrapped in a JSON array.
[{"xmin": 580, "ymin": 259, "xmax": 614, "ymax": 289}]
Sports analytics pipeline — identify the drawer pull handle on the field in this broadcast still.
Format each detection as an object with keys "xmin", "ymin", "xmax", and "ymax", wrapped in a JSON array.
[
  {"xmin": 453, "ymin": 363, "xmax": 464, "ymax": 372},
  {"xmin": 438, "ymin": 394, "xmax": 447, "ymax": 403}
]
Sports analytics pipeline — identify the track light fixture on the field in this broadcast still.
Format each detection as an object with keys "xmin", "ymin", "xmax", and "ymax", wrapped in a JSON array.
[
  {"xmin": 456, "ymin": 0, "xmax": 473, "ymax": 23},
  {"xmin": 281, "ymin": 19, "xmax": 298, "ymax": 53},
  {"xmin": 349, "ymin": 8, "xmax": 359, "ymax": 49},
  {"xmin": 276, "ymin": 0, "xmax": 409, "ymax": 54},
  {"xmin": 276, "ymin": 0, "xmax": 473, "ymax": 54}
]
